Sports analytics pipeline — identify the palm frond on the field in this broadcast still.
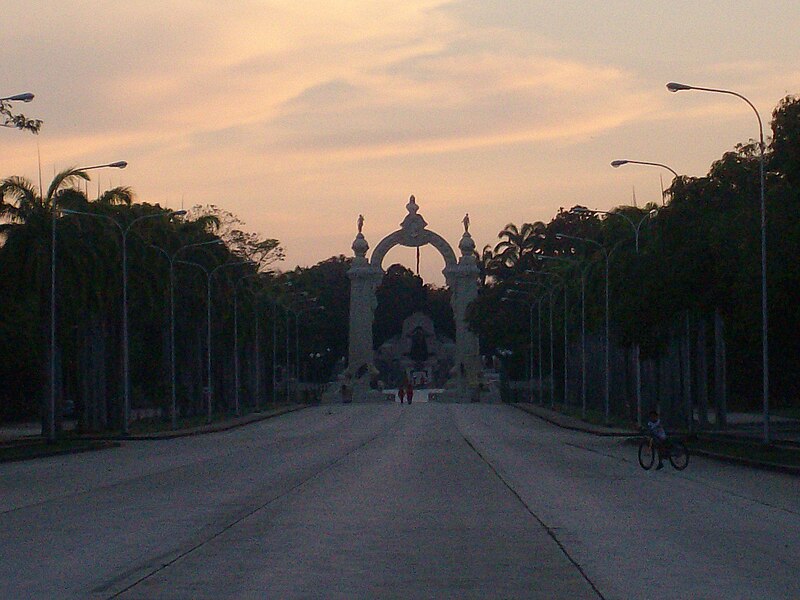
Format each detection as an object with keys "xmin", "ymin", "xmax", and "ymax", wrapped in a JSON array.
[
  {"xmin": 46, "ymin": 168, "xmax": 90, "ymax": 203},
  {"xmin": 97, "ymin": 186, "xmax": 134, "ymax": 206}
]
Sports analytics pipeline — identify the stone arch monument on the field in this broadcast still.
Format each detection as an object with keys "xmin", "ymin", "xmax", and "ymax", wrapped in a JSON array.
[{"xmin": 346, "ymin": 196, "xmax": 480, "ymax": 401}]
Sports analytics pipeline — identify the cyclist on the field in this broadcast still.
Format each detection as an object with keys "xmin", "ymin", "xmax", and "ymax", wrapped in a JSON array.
[{"xmin": 646, "ymin": 410, "xmax": 669, "ymax": 470}]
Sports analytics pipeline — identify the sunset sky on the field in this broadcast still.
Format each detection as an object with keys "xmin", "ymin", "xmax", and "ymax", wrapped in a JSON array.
[{"xmin": 3, "ymin": 1, "xmax": 800, "ymax": 284}]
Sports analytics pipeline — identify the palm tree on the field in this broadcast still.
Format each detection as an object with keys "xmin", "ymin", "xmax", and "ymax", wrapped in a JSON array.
[
  {"xmin": 0, "ymin": 170, "xmax": 92, "ymax": 432},
  {"xmin": 493, "ymin": 221, "xmax": 546, "ymax": 277}
]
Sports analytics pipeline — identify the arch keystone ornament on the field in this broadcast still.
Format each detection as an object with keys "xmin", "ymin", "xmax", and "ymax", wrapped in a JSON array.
[{"xmin": 345, "ymin": 196, "xmax": 480, "ymax": 401}]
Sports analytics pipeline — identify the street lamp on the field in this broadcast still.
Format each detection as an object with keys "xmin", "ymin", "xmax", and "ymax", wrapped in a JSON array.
[
  {"xmin": 513, "ymin": 280, "xmax": 549, "ymax": 405},
  {"xmin": 538, "ymin": 255, "xmax": 591, "ymax": 415},
  {"xmin": 0, "ymin": 93, "xmax": 35, "ymax": 102},
  {"xmin": 62, "ymin": 202, "xmax": 179, "ymax": 434},
  {"xmin": 504, "ymin": 288, "xmax": 546, "ymax": 403},
  {"xmin": 611, "ymin": 159, "xmax": 678, "ymax": 178},
  {"xmin": 293, "ymin": 303, "xmax": 325, "ymax": 388},
  {"xmin": 572, "ymin": 205, "xmax": 657, "ymax": 426},
  {"xmin": 667, "ymin": 81, "xmax": 770, "ymax": 444},
  {"xmin": 528, "ymin": 269, "xmax": 565, "ymax": 408},
  {"xmin": 557, "ymin": 233, "xmax": 608, "ymax": 423},
  {"xmin": 234, "ymin": 272, "xmax": 264, "ymax": 416},
  {"xmin": 177, "ymin": 259, "xmax": 248, "ymax": 423},
  {"xmin": 503, "ymin": 293, "xmax": 534, "ymax": 400},
  {"xmin": 48, "ymin": 161, "xmax": 127, "ymax": 442},
  {"xmin": 149, "ymin": 238, "xmax": 221, "ymax": 429},
  {"xmin": 611, "ymin": 160, "xmax": 679, "ymax": 205}
]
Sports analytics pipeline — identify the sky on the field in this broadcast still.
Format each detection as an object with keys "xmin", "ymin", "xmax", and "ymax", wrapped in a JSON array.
[{"xmin": 3, "ymin": 1, "xmax": 800, "ymax": 284}]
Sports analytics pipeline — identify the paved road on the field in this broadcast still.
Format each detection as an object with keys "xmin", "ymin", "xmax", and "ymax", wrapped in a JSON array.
[{"xmin": 1, "ymin": 404, "xmax": 798, "ymax": 599}]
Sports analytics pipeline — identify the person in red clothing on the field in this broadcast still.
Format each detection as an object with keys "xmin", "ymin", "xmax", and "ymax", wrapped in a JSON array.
[
  {"xmin": 406, "ymin": 381, "xmax": 414, "ymax": 404},
  {"xmin": 397, "ymin": 383, "xmax": 406, "ymax": 404}
]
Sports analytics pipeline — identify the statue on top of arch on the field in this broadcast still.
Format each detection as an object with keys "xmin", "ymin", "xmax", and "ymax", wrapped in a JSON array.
[{"xmin": 400, "ymin": 195, "xmax": 427, "ymax": 239}]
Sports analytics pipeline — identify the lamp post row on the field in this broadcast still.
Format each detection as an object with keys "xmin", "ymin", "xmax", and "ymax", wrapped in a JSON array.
[{"xmin": 49, "ymin": 161, "xmax": 127, "ymax": 442}]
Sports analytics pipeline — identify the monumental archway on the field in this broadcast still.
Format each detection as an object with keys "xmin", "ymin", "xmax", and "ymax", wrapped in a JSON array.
[{"xmin": 345, "ymin": 196, "xmax": 480, "ymax": 401}]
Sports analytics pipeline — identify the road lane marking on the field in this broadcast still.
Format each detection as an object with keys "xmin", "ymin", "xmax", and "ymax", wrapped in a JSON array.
[
  {"xmin": 459, "ymin": 434, "xmax": 606, "ymax": 600},
  {"xmin": 101, "ymin": 408, "xmax": 406, "ymax": 599}
]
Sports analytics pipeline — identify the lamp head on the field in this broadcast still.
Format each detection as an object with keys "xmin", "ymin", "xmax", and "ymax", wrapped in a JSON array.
[
  {"xmin": 5, "ymin": 92, "xmax": 35, "ymax": 103},
  {"xmin": 109, "ymin": 161, "xmax": 128, "ymax": 169},
  {"xmin": 571, "ymin": 207, "xmax": 594, "ymax": 214},
  {"xmin": 171, "ymin": 209, "xmax": 188, "ymax": 217},
  {"xmin": 555, "ymin": 233, "xmax": 564, "ymax": 240},
  {"xmin": 610, "ymin": 160, "xmax": 628, "ymax": 168},
  {"xmin": 666, "ymin": 82, "xmax": 692, "ymax": 93}
]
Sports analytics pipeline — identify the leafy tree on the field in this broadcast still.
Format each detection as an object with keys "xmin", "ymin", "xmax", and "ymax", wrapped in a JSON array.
[{"xmin": 0, "ymin": 99, "xmax": 42, "ymax": 134}]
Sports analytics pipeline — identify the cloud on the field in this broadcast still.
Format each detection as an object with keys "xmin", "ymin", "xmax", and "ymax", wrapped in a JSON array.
[{"xmin": 4, "ymin": 0, "xmax": 800, "ymax": 285}]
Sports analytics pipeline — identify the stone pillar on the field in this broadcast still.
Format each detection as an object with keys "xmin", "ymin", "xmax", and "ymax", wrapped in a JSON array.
[
  {"xmin": 445, "ymin": 229, "xmax": 480, "ymax": 400},
  {"xmin": 346, "ymin": 231, "xmax": 383, "ymax": 399}
]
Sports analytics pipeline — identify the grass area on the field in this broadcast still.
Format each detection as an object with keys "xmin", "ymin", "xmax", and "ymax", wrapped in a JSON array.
[
  {"xmin": 693, "ymin": 436, "xmax": 800, "ymax": 467},
  {"xmin": 521, "ymin": 401, "xmax": 800, "ymax": 468},
  {"xmin": 775, "ymin": 407, "xmax": 800, "ymax": 420},
  {"xmin": 0, "ymin": 439, "xmax": 117, "ymax": 463},
  {"xmin": 127, "ymin": 412, "xmax": 234, "ymax": 435},
  {"xmin": 525, "ymin": 401, "xmax": 635, "ymax": 430},
  {"xmin": 555, "ymin": 404, "xmax": 635, "ymax": 430},
  {"xmin": 125, "ymin": 404, "xmax": 294, "ymax": 435}
]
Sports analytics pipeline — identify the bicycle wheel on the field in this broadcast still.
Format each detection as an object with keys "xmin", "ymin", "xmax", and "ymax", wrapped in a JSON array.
[
  {"xmin": 638, "ymin": 439, "xmax": 655, "ymax": 470},
  {"xmin": 669, "ymin": 440, "xmax": 689, "ymax": 470}
]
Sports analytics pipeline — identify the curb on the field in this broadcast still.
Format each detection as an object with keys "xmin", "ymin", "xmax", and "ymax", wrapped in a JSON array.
[
  {"xmin": 513, "ymin": 403, "xmax": 800, "ymax": 476},
  {"xmin": 512, "ymin": 403, "xmax": 637, "ymax": 437},
  {"xmin": 0, "ymin": 440, "xmax": 120, "ymax": 464},
  {"xmin": 104, "ymin": 404, "xmax": 309, "ymax": 441},
  {"xmin": 690, "ymin": 448, "xmax": 800, "ymax": 476}
]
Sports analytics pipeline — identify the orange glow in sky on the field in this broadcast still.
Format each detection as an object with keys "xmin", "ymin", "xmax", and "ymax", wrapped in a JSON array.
[{"xmin": 3, "ymin": 1, "xmax": 800, "ymax": 283}]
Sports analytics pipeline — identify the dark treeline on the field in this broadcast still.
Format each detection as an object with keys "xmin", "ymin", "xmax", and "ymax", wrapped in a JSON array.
[
  {"xmin": 0, "ymin": 169, "xmax": 321, "ymax": 432},
  {"xmin": 468, "ymin": 95, "xmax": 800, "ymax": 416}
]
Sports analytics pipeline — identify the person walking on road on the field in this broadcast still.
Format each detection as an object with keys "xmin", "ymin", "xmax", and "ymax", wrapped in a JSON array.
[
  {"xmin": 398, "ymin": 383, "xmax": 406, "ymax": 404},
  {"xmin": 406, "ymin": 381, "xmax": 414, "ymax": 404}
]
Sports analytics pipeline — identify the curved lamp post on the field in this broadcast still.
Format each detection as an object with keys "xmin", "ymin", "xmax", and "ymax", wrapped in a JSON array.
[
  {"xmin": 506, "ymin": 286, "xmax": 547, "ymax": 403},
  {"xmin": 234, "ymin": 272, "xmax": 265, "ymax": 416},
  {"xmin": 62, "ymin": 201, "xmax": 180, "ymax": 434},
  {"xmin": 538, "ymin": 255, "xmax": 592, "ymax": 416},
  {"xmin": 528, "ymin": 269, "xmax": 566, "ymax": 407},
  {"xmin": 611, "ymin": 159, "xmax": 678, "ymax": 178},
  {"xmin": 175, "ymin": 259, "xmax": 248, "ymax": 423},
  {"xmin": 293, "ymin": 303, "xmax": 325, "ymax": 389},
  {"xmin": 504, "ymin": 292, "xmax": 535, "ymax": 400},
  {"xmin": 611, "ymin": 160, "xmax": 678, "ymax": 205},
  {"xmin": 512, "ymin": 281, "xmax": 548, "ymax": 404},
  {"xmin": 572, "ymin": 206, "xmax": 657, "ymax": 426},
  {"xmin": 556, "ymin": 234, "xmax": 610, "ymax": 424},
  {"xmin": 149, "ymin": 239, "xmax": 221, "ymax": 429},
  {"xmin": 48, "ymin": 161, "xmax": 127, "ymax": 442},
  {"xmin": 667, "ymin": 81, "xmax": 769, "ymax": 443}
]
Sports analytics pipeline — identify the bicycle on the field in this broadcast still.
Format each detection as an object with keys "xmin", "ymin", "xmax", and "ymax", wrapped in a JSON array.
[{"xmin": 638, "ymin": 434, "xmax": 689, "ymax": 470}]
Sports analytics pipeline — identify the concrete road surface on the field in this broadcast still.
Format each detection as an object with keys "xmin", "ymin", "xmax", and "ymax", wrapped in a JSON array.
[{"xmin": 1, "ymin": 404, "xmax": 798, "ymax": 599}]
